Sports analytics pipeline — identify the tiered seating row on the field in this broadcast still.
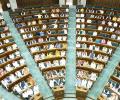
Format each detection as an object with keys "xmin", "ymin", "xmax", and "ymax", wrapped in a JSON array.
[
  {"xmin": 11, "ymin": 7, "xmax": 69, "ymax": 97},
  {"xmin": 102, "ymin": 63, "xmax": 120, "ymax": 99},
  {"xmin": 1, "ymin": 6, "xmax": 119, "ymax": 100},
  {"xmin": 76, "ymin": 7, "xmax": 120, "ymax": 100},
  {"xmin": 0, "ymin": 14, "xmax": 42, "ymax": 100}
]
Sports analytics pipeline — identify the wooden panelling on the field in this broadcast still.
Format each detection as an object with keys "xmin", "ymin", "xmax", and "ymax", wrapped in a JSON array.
[
  {"xmin": 87, "ymin": 0, "xmax": 120, "ymax": 8},
  {"xmin": 0, "ymin": 0, "xmax": 59, "ymax": 10},
  {"xmin": 17, "ymin": 0, "xmax": 59, "ymax": 8},
  {"xmin": 0, "ymin": 0, "xmax": 9, "ymax": 10}
]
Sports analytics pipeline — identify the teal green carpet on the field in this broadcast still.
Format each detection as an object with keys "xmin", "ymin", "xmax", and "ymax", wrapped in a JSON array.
[
  {"xmin": 0, "ymin": 86, "xmax": 20, "ymax": 100},
  {"xmin": 86, "ymin": 46, "xmax": 120, "ymax": 100},
  {"xmin": 2, "ymin": 11, "xmax": 54, "ymax": 100},
  {"xmin": 64, "ymin": 6, "xmax": 77, "ymax": 99}
]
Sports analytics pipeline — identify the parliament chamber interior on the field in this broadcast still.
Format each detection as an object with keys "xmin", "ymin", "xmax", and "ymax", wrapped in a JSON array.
[{"xmin": 0, "ymin": 0, "xmax": 120, "ymax": 100}]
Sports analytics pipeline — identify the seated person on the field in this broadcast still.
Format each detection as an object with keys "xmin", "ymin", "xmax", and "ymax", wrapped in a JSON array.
[
  {"xmin": 60, "ymin": 58, "xmax": 66, "ymax": 66},
  {"xmin": 90, "ymin": 61, "xmax": 96, "ymax": 69}
]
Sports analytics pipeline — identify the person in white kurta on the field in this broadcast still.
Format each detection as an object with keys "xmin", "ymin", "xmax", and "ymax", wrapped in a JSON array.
[
  {"xmin": 81, "ymin": 79, "xmax": 87, "ymax": 88},
  {"xmin": 0, "ymin": 2, "xmax": 3, "ymax": 13},
  {"xmin": 87, "ymin": 80, "xmax": 93, "ymax": 89}
]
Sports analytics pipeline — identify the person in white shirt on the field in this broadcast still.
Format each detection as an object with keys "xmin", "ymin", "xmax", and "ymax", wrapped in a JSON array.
[
  {"xmin": 77, "ymin": 51, "xmax": 82, "ymax": 57},
  {"xmin": 98, "ymin": 26, "xmax": 103, "ymax": 30},
  {"xmin": 9, "ymin": 54, "xmax": 15, "ymax": 59},
  {"xmin": 15, "ymin": 51, "xmax": 20, "ymax": 57},
  {"xmin": 12, "ymin": 61, "xmax": 19, "ymax": 67},
  {"xmin": 51, "ymin": 13, "xmax": 55, "ymax": 17},
  {"xmin": 13, "ymin": 84, "xmax": 22, "ymax": 94},
  {"xmin": 30, "ymin": 47, "xmax": 36, "ymax": 53},
  {"xmin": 4, "ymin": 39, "xmax": 9, "ymax": 44},
  {"xmin": 103, "ymin": 56, "xmax": 109, "ymax": 62},
  {"xmin": 53, "ymin": 60, "xmax": 59, "ymax": 66},
  {"xmin": 66, "ymin": 8, "xmax": 69, "ymax": 12},
  {"xmin": 82, "ymin": 36, "xmax": 87, "ymax": 41},
  {"xmin": 113, "ymin": 22, "xmax": 118, "ymax": 27},
  {"xmin": 64, "ymin": 29, "xmax": 67, "ymax": 34},
  {"xmin": 42, "ymin": 24, "xmax": 47, "ymax": 30},
  {"xmin": 77, "ymin": 36, "xmax": 82, "ymax": 41},
  {"xmin": 90, "ymin": 73, "xmax": 97, "ymax": 81},
  {"xmin": 108, "ymin": 48, "xmax": 112, "ymax": 54},
  {"xmin": 49, "ymin": 79, "xmax": 54, "ymax": 88},
  {"xmin": 96, "ymin": 64, "xmax": 104, "ymax": 70},
  {"xmin": 76, "ymin": 42, "xmax": 81, "ymax": 48},
  {"xmin": 90, "ymin": 61, "xmax": 96, "ymax": 69},
  {"xmin": 81, "ymin": 30, "xmax": 86, "ymax": 34},
  {"xmin": 57, "ymin": 36, "xmax": 62, "ymax": 41},
  {"xmin": 89, "ymin": 45, "xmax": 94, "ymax": 50},
  {"xmin": 80, "ymin": 14, "xmax": 85, "ymax": 17},
  {"xmin": 63, "ymin": 36, "xmax": 67, "ymax": 41},
  {"xmin": 81, "ymin": 79, "xmax": 87, "ymax": 88},
  {"xmin": 61, "ymin": 51, "xmax": 66, "ymax": 57},
  {"xmin": 102, "ymin": 47, "xmax": 108, "ymax": 53},
  {"xmin": 0, "ymin": 2, "xmax": 3, "ymax": 13},
  {"xmin": 80, "ymin": 18, "xmax": 85, "ymax": 23},
  {"xmin": 9, "ymin": 74, "xmax": 17, "ymax": 82},
  {"xmin": 26, "ymin": 88, "xmax": 34, "ymax": 98},
  {"xmin": 93, "ymin": 31, "xmax": 97, "ymax": 36},
  {"xmin": 38, "ymin": 62, "xmax": 45, "ymax": 69},
  {"xmin": 45, "ymin": 14, "xmax": 49, "ymax": 18},
  {"xmin": 1, "ymin": 78, "xmax": 10, "ymax": 89},
  {"xmin": 15, "ymin": 70, "xmax": 23, "ymax": 78},
  {"xmin": 87, "ymin": 19, "xmax": 92, "ymax": 23},
  {"xmin": 19, "ymin": 59, "xmax": 25, "ymax": 66},
  {"xmin": 87, "ymin": 80, "xmax": 93, "ymax": 89},
  {"xmin": 12, "ymin": 44, "xmax": 18, "ymax": 50},
  {"xmin": 111, "ymin": 34, "xmax": 116, "ymax": 39},
  {"xmin": 0, "ymin": 48, "xmax": 4, "ymax": 53},
  {"xmin": 60, "ymin": 58, "xmax": 66, "ymax": 66},
  {"xmin": 76, "ymin": 18, "xmax": 80, "ymax": 22},
  {"xmin": 97, "ymin": 54, "xmax": 103, "ymax": 61},
  {"xmin": 90, "ymin": 14, "xmax": 95, "ymax": 18},
  {"xmin": 22, "ymin": 34, "xmax": 27, "ymax": 39},
  {"xmin": 20, "ymin": 28, "xmax": 25, "ymax": 33},
  {"xmin": 27, "ymin": 21, "xmax": 31, "ymax": 26},
  {"xmin": 53, "ymin": 24, "xmax": 58, "ymax": 28},
  {"xmin": 88, "ymin": 37, "xmax": 93, "ymax": 42},
  {"xmin": 40, "ymin": 53, "xmax": 45, "ymax": 59},
  {"xmin": 49, "ymin": 44, "xmax": 54, "ymax": 49},
  {"xmin": 110, "ymin": 28, "xmax": 115, "ymax": 32},
  {"xmin": 117, "ymin": 36, "xmax": 120, "ymax": 40},
  {"xmin": 32, "ymin": 20, "xmax": 37, "ymax": 25},
  {"xmin": 76, "ymin": 77, "xmax": 81, "ymax": 87},
  {"xmin": 107, "ymin": 40, "xmax": 112, "ymax": 46},
  {"xmin": 76, "ymin": 24, "xmax": 80, "ymax": 28},
  {"xmin": 5, "ymin": 64, "xmax": 13, "ymax": 72},
  {"xmin": 46, "ymin": 61, "xmax": 51, "ymax": 67},
  {"xmin": 99, "ymin": 10, "xmax": 104, "ymax": 14},
  {"xmin": 34, "ymin": 54, "xmax": 40, "ymax": 62},
  {"xmin": 81, "ymin": 24, "xmax": 85, "ymax": 28},
  {"xmin": 22, "ymin": 91, "xmax": 29, "ymax": 99},
  {"xmin": 82, "ymin": 43, "xmax": 87, "ymax": 49},
  {"xmin": 0, "ymin": 42, "xmax": 3, "ymax": 46},
  {"xmin": 33, "ymin": 85, "xmax": 40, "ymax": 95},
  {"xmin": 82, "ymin": 51, "xmax": 87, "ymax": 58},
  {"xmin": 108, "ymin": 21, "xmax": 112, "ymax": 26},
  {"xmin": 101, "ymin": 20, "xmax": 106, "ymax": 25},
  {"xmin": 1, "ymin": 33, "xmax": 6, "ymax": 38}
]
